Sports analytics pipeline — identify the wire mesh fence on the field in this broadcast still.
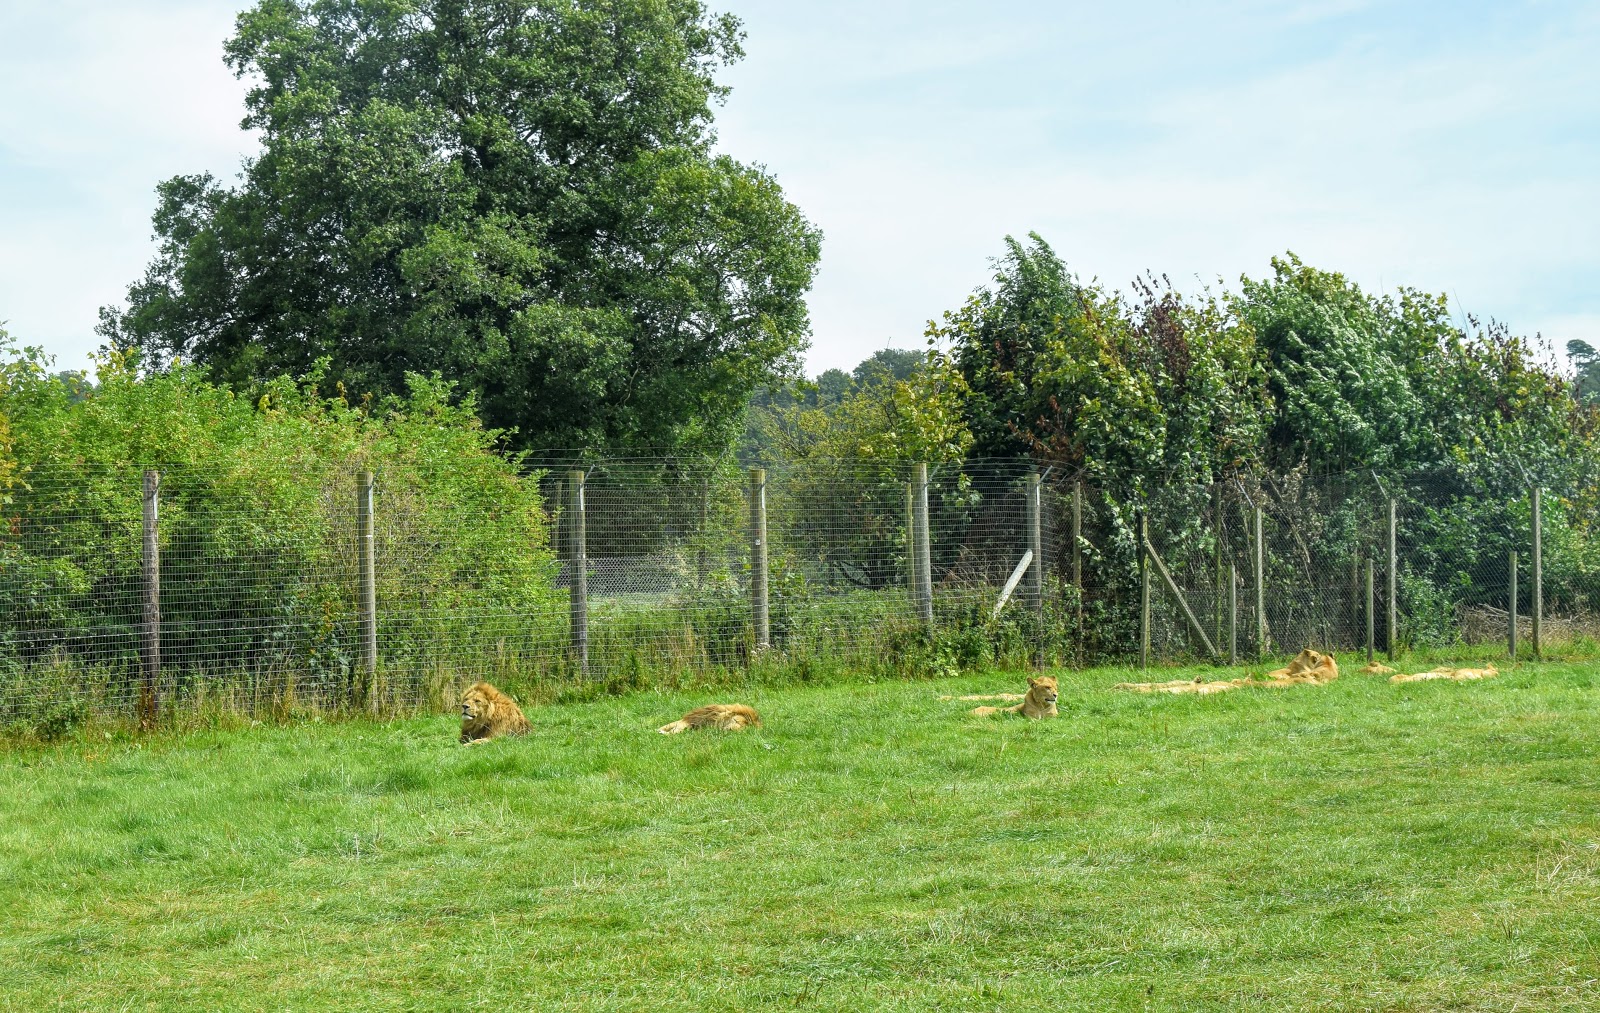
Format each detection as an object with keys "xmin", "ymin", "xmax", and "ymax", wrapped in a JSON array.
[{"xmin": 3, "ymin": 454, "xmax": 1596, "ymax": 728}]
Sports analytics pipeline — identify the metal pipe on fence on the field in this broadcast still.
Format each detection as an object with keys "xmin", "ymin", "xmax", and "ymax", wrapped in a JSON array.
[
  {"xmin": 140, "ymin": 469, "xmax": 161, "ymax": 727},
  {"xmin": 750, "ymin": 467, "xmax": 770, "ymax": 651},
  {"xmin": 357, "ymin": 469, "xmax": 378, "ymax": 710},
  {"xmin": 1509, "ymin": 549, "xmax": 1519, "ymax": 661},
  {"xmin": 1531, "ymin": 486, "xmax": 1542, "ymax": 658},
  {"xmin": 1387, "ymin": 498, "xmax": 1398, "ymax": 660},
  {"xmin": 568, "ymin": 469, "xmax": 588, "ymax": 675},
  {"xmin": 1365, "ymin": 558, "xmax": 1375, "ymax": 666},
  {"xmin": 913, "ymin": 463, "xmax": 934, "ymax": 627},
  {"xmin": 1027, "ymin": 470, "xmax": 1044, "ymax": 668},
  {"xmin": 1139, "ymin": 513, "xmax": 1151, "ymax": 670},
  {"xmin": 1142, "ymin": 533, "xmax": 1219, "ymax": 660}
]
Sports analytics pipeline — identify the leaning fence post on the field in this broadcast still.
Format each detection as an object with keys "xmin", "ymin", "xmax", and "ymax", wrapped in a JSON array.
[
  {"xmin": 1531, "ymin": 486, "xmax": 1542, "ymax": 658},
  {"xmin": 1139, "ymin": 512, "xmax": 1151, "ymax": 670},
  {"xmin": 357, "ymin": 469, "xmax": 378, "ymax": 710},
  {"xmin": 567, "ymin": 470, "xmax": 588, "ymax": 676},
  {"xmin": 1026, "ymin": 470, "xmax": 1045, "ymax": 669},
  {"xmin": 1365, "ymin": 558, "xmax": 1375, "ymax": 666},
  {"xmin": 913, "ymin": 463, "xmax": 934, "ymax": 628},
  {"xmin": 1387, "ymin": 497, "xmax": 1398, "ymax": 660},
  {"xmin": 1253, "ymin": 504, "xmax": 1266, "ymax": 659},
  {"xmin": 140, "ymin": 469, "xmax": 161, "ymax": 727},
  {"xmin": 1509, "ymin": 549, "xmax": 1519, "ymax": 661},
  {"xmin": 750, "ymin": 468, "xmax": 769, "ymax": 651}
]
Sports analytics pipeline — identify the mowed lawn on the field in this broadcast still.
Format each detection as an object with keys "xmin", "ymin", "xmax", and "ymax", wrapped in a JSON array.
[{"xmin": 3, "ymin": 662, "xmax": 1600, "ymax": 1011}]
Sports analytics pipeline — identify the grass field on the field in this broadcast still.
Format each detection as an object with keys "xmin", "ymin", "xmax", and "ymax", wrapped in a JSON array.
[{"xmin": 3, "ymin": 660, "xmax": 1600, "ymax": 1011}]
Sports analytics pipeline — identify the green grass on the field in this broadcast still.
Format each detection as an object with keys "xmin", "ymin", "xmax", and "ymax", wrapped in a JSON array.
[{"xmin": 3, "ymin": 660, "xmax": 1600, "ymax": 1010}]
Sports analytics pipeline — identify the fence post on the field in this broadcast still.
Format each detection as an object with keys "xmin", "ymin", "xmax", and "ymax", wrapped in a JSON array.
[
  {"xmin": 1509, "ymin": 549, "xmax": 1519, "ymax": 661},
  {"xmin": 1139, "ymin": 513, "xmax": 1150, "ymax": 670},
  {"xmin": 357, "ymin": 469, "xmax": 378, "ymax": 711},
  {"xmin": 1071, "ymin": 479, "xmax": 1083, "ymax": 659},
  {"xmin": 1026, "ymin": 470, "xmax": 1044, "ymax": 669},
  {"xmin": 1531, "ymin": 486, "xmax": 1542, "ymax": 658},
  {"xmin": 1253, "ymin": 505, "xmax": 1266, "ymax": 659},
  {"xmin": 913, "ymin": 462, "xmax": 934, "ymax": 628},
  {"xmin": 568, "ymin": 470, "xmax": 588, "ymax": 676},
  {"xmin": 750, "ymin": 468, "xmax": 769, "ymax": 651},
  {"xmin": 1365, "ymin": 558, "xmax": 1375, "ymax": 666},
  {"xmin": 698, "ymin": 477, "xmax": 710, "ymax": 589},
  {"xmin": 140, "ymin": 469, "xmax": 161, "ymax": 728},
  {"xmin": 1387, "ymin": 498, "xmax": 1398, "ymax": 660},
  {"xmin": 1227, "ymin": 563, "xmax": 1238, "ymax": 666}
]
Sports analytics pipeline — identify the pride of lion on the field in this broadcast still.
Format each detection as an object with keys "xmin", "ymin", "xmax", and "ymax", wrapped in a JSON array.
[{"xmin": 458, "ymin": 648, "xmax": 1499, "ymax": 744}]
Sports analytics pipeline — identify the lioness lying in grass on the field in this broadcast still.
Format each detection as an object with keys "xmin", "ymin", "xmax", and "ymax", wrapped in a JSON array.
[{"xmin": 967, "ymin": 676, "xmax": 1058, "ymax": 719}]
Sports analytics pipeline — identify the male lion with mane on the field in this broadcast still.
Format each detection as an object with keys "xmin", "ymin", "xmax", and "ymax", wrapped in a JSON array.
[{"xmin": 459, "ymin": 681, "xmax": 531, "ymax": 745}]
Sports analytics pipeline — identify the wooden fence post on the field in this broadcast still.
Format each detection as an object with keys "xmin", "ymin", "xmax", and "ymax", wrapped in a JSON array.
[
  {"xmin": 1027, "ymin": 470, "xmax": 1044, "ymax": 668},
  {"xmin": 140, "ymin": 469, "xmax": 161, "ymax": 728},
  {"xmin": 357, "ymin": 469, "xmax": 378, "ymax": 711},
  {"xmin": 568, "ymin": 470, "xmax": 588, "ymax": 676},
  {"xmin": 913, "ymin": 463, "xmax": 934, "ymax": 628},
  {"xmin": 1531, "ymin": 486, "xmax": 1542, "ymax": 658},
  {"xmin": 750, "ymin": 468, "xmax": 769, "ymax": 651}
]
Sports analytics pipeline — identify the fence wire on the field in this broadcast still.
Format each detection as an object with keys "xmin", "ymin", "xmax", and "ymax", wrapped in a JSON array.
[{"xmin": 2, "ymin": 455, "xmax": 1596, "ymax": 725}]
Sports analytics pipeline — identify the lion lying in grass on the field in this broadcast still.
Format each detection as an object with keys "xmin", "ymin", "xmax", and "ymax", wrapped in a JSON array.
[
  {"xmin": 657, "ymin": 704, "xmax": 762, "ymax": 734},
  {"xmin": 968, "ymin": 676, "xmax": 1058, "ymax": 718},
  {"xmin": 1116, "ymin": 648, "xmax": 1338, "ymax": 695},
  {"xmin": 1252, "ymin": 648, "xmax": 1338, "ymax": 686},
  {"xmin": 1390, "ymin": 665, "xmax": 1497, "ymax": 684},
  {"xmin": 1115, "ymin": 677, "xmax": 1238, "ymax": 695},
  {"xmin": 459, "ymin": 682, "xmax": 531, "ymax": 745}
]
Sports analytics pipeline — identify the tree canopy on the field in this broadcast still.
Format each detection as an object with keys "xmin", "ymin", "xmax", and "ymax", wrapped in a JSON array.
[{"xmin": 100, "ymin": 0, "xmax": 821, "ymax": 454}]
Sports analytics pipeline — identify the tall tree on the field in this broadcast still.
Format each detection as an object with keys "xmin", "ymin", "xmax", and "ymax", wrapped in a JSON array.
[{"xmin": 100, "ymin": 0, "xmax": 821, "ymax": 453}]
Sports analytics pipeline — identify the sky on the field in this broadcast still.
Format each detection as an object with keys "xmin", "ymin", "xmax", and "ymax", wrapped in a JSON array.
[{"xmin": 1, "ymin": 0, "xmax": 1596, "ymax": 377}]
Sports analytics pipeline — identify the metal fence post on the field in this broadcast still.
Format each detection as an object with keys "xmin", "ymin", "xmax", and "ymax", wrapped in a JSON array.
[
  {"xmin": 913, "ymin": 463, "xmax": 934, "ymax": 628},
  {"xmin": 1026, "ymin": 469, "xmax": 1044, "ymax": 668},
  {"xmin": 1531, "ymin": 486, "xmax": 1542, "ymax": 658},
  {"xmin": 1139, "ymin": 512, "xmax": 1151, "ymax": 670},
  {"xmin": 1364, "ymin": 558, "xmax": 1375, "ymax": 666},
  {"xmin": 1228, "ymin": 562, "xmax": 1238, "ymax": 666},
  {"xmin": 140, "ymin": 469, "xmax": 161, "ymax": 728},
  {"xmin": 750, "ymin": 468, "xmax": 769, "ymax": 651},
  {"xmin": 568, "ymin": 469, "xmax": 588, "ymax": 675},
  {"xmin": 357, "ymin": 469, "xmax": 378, "ymax": 710},
  {"xmin": 1253, "ymin": 505, "xmax": 1266, "ymax": 659},
  {"xmin": 1071, "ymin": 479, "xmax": 1083, "ymax": 658},
  {"xmin": 1509, "ymin": 549, "xmax": 1518, "ymax": 661},
  {"xmin": 1386, "ymin": 498, "xmax": 1398, "ymax": 660}
]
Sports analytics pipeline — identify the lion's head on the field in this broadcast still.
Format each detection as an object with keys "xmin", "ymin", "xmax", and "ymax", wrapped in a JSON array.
[
  {"xmin": 1026, "ymin": 676, "xmax": 1058, "ymax": 706},
  {"xmin": 461, "ymin": 685, "xmax": 496, "ymax": 727}
]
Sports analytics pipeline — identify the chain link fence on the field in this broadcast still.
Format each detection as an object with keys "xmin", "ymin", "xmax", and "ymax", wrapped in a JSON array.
[{"xmin": 3, "ymin": 454, "xmax": 1597, "ymax": 728}]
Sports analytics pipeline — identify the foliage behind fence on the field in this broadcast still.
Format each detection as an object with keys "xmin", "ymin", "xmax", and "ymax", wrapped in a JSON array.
[{"xmin": 4, "ymin": 449, "xmax": 1599, "ymax": 734}]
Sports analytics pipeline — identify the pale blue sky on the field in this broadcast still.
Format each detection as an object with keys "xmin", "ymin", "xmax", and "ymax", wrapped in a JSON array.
[{"xmin": 2, "ymin": 0, "xmax": 1596, "ymax": 375}]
